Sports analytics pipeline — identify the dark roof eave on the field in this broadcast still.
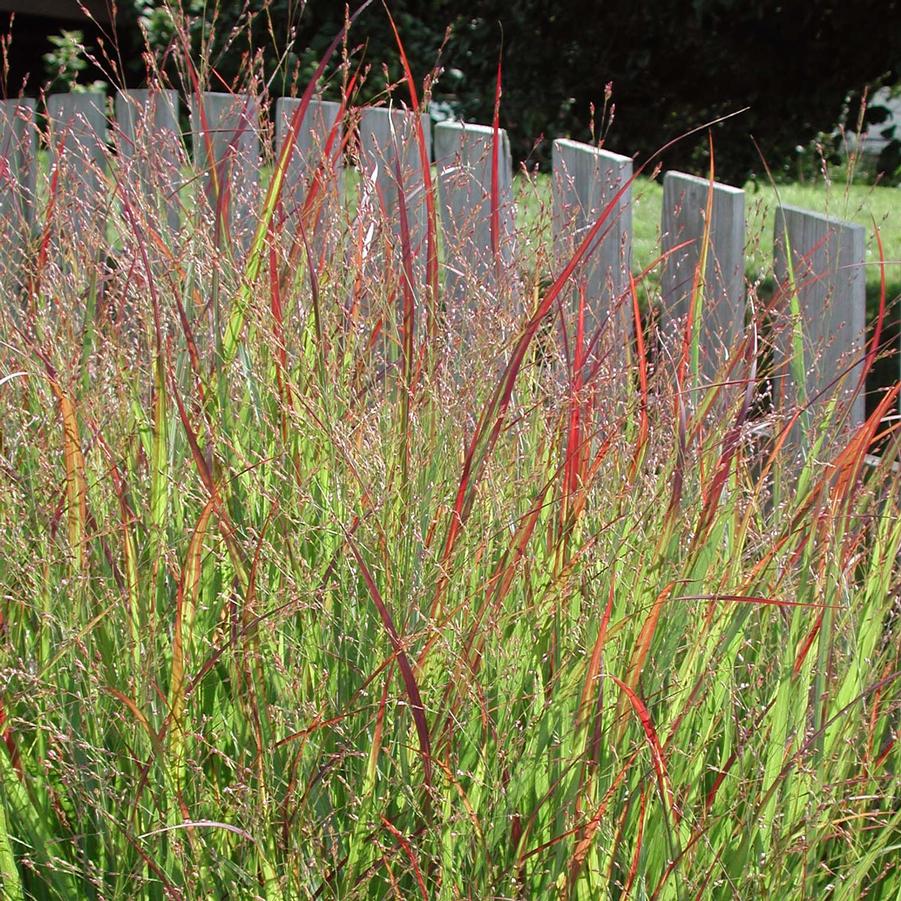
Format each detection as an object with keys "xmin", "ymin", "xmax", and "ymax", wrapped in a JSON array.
[{"xmin": 0, "ymin": 0, "xmax": 113, "ymax": 24}]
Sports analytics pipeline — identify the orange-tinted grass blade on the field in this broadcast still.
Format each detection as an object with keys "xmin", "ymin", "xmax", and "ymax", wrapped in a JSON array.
[
  {"xmin": 93, "ymin": 430, "xmax": 142, "ymax": 673},
  {"xmin": 347, "ymin": 535, "xmax": 433, "ymax": 792},
  {"xmin": 274, "ymin": 709, "xmax": 363, "ymax": 750},
  {"xmin": 578, "ymin": 576, "xmax": 615, "ymax": 731},
  {"xmin": 105, "ymin": 688, "xmax": 163, "ymax": 758},
  {"xmin": 561, "ymin": 749, "xmax": 641, "ymax": 887},
  {"xmin": 872, "ymin": 737, "xmax": 896, "ymax": 772},
  {"xmin": 703, "ymin": 696, "xmax": 778, "ymax": 812},
  {"xmin": 431, "ymin": 479, "xmax": 555, "ymax": 752},
  {"xmin": 628, "ymin": 273, "xmax": 650, "ymax": 482},
  {"xmin": 692, "ymin": 324, "xmax": 757, "ymax": 542},
  {"xmin": 365, "ymin": 668, "xmax": 392, "ymax": 791},
  {"xmin": 168, "ymin": 366, "xmax": 249, "ymax": 590},
  {"xmin": 431, "ymin": 474, "xmax": 556, "ymax": 686},
  {"xmin": 623, "ymin": 786, "xmax": 648, "ymax": 898},
  {"xmin": 830, "ymin": 384, "xmax": 901, "ymax": 508},
  {"xmin": 434, "ymin": 756, "xmax": 487, "ymax": 848},
  {"xmin": 616, "ymin": 583, "xmax": 675, "ymax": 737},
  {"xmin": 867, "ymin": 670, "xmax": 889, "ymax": 761},
  {"xmin": 268, "ymin": 228, "xmax": 293, "ymax": 453},
  {"xmin": 379, "ymin": 816, "xmax": 429, "ymax": 901},
  {"xmin": 610, "ymin": 674, "xmax": 677, "ymax": 818},
  {"xmin": 0, "ymin": 701, "xmax": 21, "ymax": 776},
  {"xmin": 793, "ymin": 613, "xmax": 824, "ymax": 677},
  {"xmin": 49, "ymin": 385, "xmax": 89, "ymax": 572},
  {"xmin": 167, "ymin": 497, "xmax": 215, "ymax": 788}
]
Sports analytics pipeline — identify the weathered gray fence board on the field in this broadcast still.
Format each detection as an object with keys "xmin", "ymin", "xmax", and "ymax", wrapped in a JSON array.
[
  {"xmin": 435, "ymin": 120, "xmax": 515, "ymax": 305},
  {"xmin": 276, "ymin": 98, "xmax": 343, "ymax": 207},
  {"xmin": 552, "ymin": 139, "xmax": 633, "ymax": 363},
  {"xmin": 0, "ymin": 98, "xmax": 36, "ymax": 251},
  {"xmin": 773, "ymin": 205, "xmax": 866, "ymax": 430},
  {"xmin": 115, "ymin": 88, "xmax": 182, "ymax": 231},
  {"xmin": 0, "ymin": 89, "xmax": 886, "ymax": 440},
  {"xmin": 190, "ymin": 92, "xmax": 261, "ymax": 250},
  {"xmin": 275, "ymin": 98, "xmax": 344, "ymax": 249},
  {"xmin": 357, "ymin": 107, "xmax": 432, "ymax": 276},
  {"xmin": 660, "ymin": 171, "xmax": 745, "ymax": 377},
  {"xmin": 47, "ymin": 92, "xmax": 108, "ymax": 234}
]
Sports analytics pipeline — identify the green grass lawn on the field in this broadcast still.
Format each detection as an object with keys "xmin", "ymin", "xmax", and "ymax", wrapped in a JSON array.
[
  {"xmin": 515, "ymin": 171, "xmax": 901, "ymax": 300},
  {"xmin": 515, "ymin": 170, "xmax": 900, "ymax": 400}
]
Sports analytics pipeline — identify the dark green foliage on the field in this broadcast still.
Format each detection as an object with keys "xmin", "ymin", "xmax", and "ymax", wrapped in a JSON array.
[{"xmin": 121, "ymin": 0, "xmax": 900, "ymax": 180}]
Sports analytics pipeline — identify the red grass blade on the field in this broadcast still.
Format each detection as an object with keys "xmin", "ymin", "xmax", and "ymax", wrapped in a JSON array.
[
  {"xmin": 384, "ymin": 6, "xmax": 440, "ymax": 323},
  {"xmin": 609, "ymin": 675, "xmax": 677, "ymax": 819},
  {"xmin": 347, "ymin": 535, "xmax": 433, "ymax": 793},
  {"xmin": 379, "ymin": 816, "xmax": 429, "ymax": 901}
]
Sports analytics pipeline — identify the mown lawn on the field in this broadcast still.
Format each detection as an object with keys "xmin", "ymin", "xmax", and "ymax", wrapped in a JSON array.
[{"xmin": 515, "ymin": 170, "xmax": 901, "ymax": 299}]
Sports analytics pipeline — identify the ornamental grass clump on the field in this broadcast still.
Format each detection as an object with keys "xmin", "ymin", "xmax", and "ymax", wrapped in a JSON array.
[{"xmin": 0, "ymin": 7, "xmax": 899, "ymax": 900}]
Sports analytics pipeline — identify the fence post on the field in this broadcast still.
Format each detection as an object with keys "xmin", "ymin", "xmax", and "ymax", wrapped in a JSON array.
[
  {"xmin": 115, "ymin": 88, "xmax": 183, "ymax": 233},
  {"xmin": 660, "ymin": 171, "xmax": 745, "ymax": 380},
  {"xmin": 274, "ymin": 98, "xmax": 344, "ymax": 246},
  {"xmin": 47, "ymin": 92, "xmax": 108, "ymax": 238},
  {"xmin": 772, "ymin": 205, "xmax": 867, "ymax": 438},
  {"xmin": 357, "ymin": 106, "xmax": 431, "ymax": 270},
  {"xmin": 552, "ymin": 139, "xmax": 632, "ymax": 370},
  {"xmin": 434, "ymin": 120, "xmax": 515, "ymax": 311},
  {"xmin": 190, "ymin": 92, "xmax": 261, "ymax": 253},
  {"xmin": 0, "ymin": 99, "xmax": 37, "ymax": 285}
]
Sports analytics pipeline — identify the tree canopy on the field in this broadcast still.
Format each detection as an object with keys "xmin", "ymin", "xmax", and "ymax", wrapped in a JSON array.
[{"xmin": 121, "ymin": 0, "xmax": 901, "ymax": 181}]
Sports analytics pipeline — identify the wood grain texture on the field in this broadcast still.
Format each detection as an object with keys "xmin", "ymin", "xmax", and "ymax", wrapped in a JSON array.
[
  {"xmin": 114, "ymin": 89, "xmax": 183, "ymax": 232},
  {"xmin": 552, "ymin": 138, "xmax": 633, "ymax": 370},
  {"xmin": 434, "ymin": 120, "xmax": 515, "ymax": 304},
  {"xmin": 773, "ymin": 204, "xmax": 866, "ymax": 430},
  {"xmin": 47, "ymin": 92, "xmax": 108, "ymax": 234},
  {"xmin": 660, "ymin": 171, "xmax": 745, "ymax": 378},
  {"xmin": 190, "ymin": 92, "xmax": 261, "ymax": 252}
]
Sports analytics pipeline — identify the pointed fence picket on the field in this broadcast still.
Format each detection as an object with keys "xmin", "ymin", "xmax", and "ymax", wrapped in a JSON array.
[
  {"xmin": 357, "ymin": 106, "xmax": 432, "ymax": 281},
  {"xmin": 0, "ymin": 88, "xmax": 891, "ymax": 439},
  {"xmin": 115, "ymin": 88, "xmax": 183, "ymax": 233},
  {"xmin": 551, "ymin": 139, "xmax": 633, "ymax": 368},
  {"xmin": 660, "ymin": 171, "xmax": 745, "ymax": 380},
  {"xmin": 275, "ymin": 97, "xmax": 344, "ymax": 253},
  {"xmin": 773, "ymin": 205, "xmax": 867, "ymax": 433},
  {"xmin": 435, "ymin": 120, "xmax": 515, "ymax": 306},
  {"xmin": 46, "ymin": 92, "xmax": 108, "ymax": 238},
  {"xmin": 190, "ymin": 91, "xmax": 261, "ymax": 252}
]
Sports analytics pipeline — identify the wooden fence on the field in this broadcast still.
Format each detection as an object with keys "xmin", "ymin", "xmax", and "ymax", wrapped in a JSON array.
[{"xmin": 0, "ymin": 90, "xmax": 887, "ymax": 434}]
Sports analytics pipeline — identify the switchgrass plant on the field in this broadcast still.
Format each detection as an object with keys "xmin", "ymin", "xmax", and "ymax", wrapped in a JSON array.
[{"xmin": 1, "ymin": 11, "xmax": 900, "ymax": 900}]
